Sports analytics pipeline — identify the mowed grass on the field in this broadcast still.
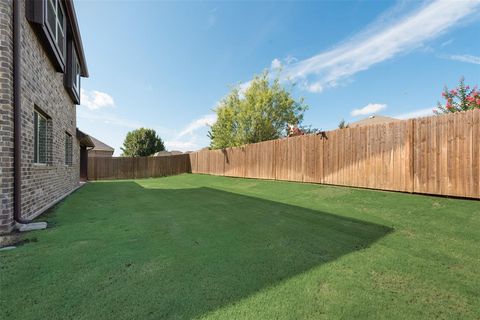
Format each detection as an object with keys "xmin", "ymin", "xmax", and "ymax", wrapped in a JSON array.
[{"xmin": 1, "ymin": 174, "xmax": 479, "ymax": 319}]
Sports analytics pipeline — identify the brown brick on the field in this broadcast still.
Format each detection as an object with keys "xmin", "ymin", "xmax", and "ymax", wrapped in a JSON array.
[{"xmin": 0, "ymin": 1, "xmax": 81, "ymax": 234}]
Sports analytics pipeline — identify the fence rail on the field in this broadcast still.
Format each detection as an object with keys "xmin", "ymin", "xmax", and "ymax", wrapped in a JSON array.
[
  {"xmin": 189, "ymin": 109, "xmax": 480, "ymax": 199},
  {"xmin": 87, "ymin": 109, "xmax": 479, "ymax": 199}
]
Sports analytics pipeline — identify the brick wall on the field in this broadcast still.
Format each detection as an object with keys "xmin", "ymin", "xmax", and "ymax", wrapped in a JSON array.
[
  {"xmin": 0, "ymin": 0, "xmax": 81, "ymax": 233},
  {"xmin": 0, "ymin": 0, "xmax": 14, "ymax": 233}
]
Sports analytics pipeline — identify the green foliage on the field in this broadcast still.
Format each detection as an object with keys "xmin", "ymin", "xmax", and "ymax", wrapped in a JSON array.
[
  {"xmin": 121, "ymin": 128, "xmax": 165, "ymax": 157},
  {"xmin": 338, "ymin": 119, "xmax": 349, "ymax": 129},
  {"xmin": 208, "ymin": 71, "xmax": 308, "ymax": 149},
  {"xmin": 435, "ymin": 77, "xmax": 480, "ymax": 114},
  {"xmin": 299, "ymin": 125, "xmax": 322, "ymax": 135}
]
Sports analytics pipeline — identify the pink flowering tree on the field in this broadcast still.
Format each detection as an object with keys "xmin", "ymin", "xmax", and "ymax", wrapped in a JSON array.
[{"xmin": 435, "ymin": 77, "xmax": 480, "ymax": 114}]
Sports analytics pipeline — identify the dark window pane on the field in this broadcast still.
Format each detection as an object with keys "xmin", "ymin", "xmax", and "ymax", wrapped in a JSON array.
[
  {"xmin": 57, "ymin": 3, "xmax": 65, "ymax": 56},
  {"xmin": 46, "ymin": 0, "xmax": 56, "ymax": 37},
  {"xmin": 38, "ymin": 115, "xmax": 47, "ymax": 164},
  {"xmin": 73, "ymin": 50, "xmax": 80, "ymax": 91},
  {"xmin": 58, "ymin": 30, "xmax": 65, "ymax": 56},
  {"xmin": 34, "ymin": 112, "xmax": 38, "ymax": 163},
  {"xmin": 57, "ymin": 3, "xmax": 65, "ymax": 33},
  {"xmin": 65, "ymin": 133, "xmax": 73, "ymax": 166},
  {"xmin": 76, "ymin": 67, "xmax": 81, "ymax": 90}
]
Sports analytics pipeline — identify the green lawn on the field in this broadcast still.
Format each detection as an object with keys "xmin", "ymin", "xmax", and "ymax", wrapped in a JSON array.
[{"xmin": 1, "ymin": 174, "xmax": 479, "ymax": 319}]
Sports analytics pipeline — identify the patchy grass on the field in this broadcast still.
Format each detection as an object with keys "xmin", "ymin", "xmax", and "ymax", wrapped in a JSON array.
[{"xmin": 1, "ymin": 174, "xmax": 479, "ymax": 319}]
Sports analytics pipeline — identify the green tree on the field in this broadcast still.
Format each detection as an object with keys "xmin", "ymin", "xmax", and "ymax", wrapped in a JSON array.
[
  {"xmin": 299, "ymin": 125, "xmax": 321, "ymax": 135},
  {"xmin": 338, "ymin": 119, "xmax": 349, "ymax": 129},
  {"xmin": 208, "ymin": 71, "xmax": 308, "ymax": 149},
  {"xmin": 121, "ymin": 128, "xmax": 165, "ymax": 157}
]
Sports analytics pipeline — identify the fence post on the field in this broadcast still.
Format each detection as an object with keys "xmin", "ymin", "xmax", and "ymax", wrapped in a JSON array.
[{"xmin": 407, "ymin": 119, "xmax": 415, "ymax": 193}]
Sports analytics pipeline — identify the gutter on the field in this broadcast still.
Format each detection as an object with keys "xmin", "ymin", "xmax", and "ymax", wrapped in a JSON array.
[{"xmin": 13, "ymin": 0, "xmax": 46, "ymax": 231}]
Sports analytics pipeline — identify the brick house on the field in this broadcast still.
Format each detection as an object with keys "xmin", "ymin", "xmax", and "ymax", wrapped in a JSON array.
[{"xmin": 0, "ymin": 0, "xmax": 89, "ymax": 233}]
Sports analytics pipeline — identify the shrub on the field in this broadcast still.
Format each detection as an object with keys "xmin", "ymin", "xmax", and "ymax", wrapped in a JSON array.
[{"xmin": 435, "ymin": 77, "xmax": 480, "ymax": 114}]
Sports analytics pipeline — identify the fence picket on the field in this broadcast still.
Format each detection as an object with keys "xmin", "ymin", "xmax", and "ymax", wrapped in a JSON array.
[{"xmin": 88, "ymin": 110, "xmax": 480, "ymax": 199}]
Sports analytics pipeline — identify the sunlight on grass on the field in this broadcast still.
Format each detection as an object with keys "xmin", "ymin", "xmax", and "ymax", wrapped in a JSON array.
[{"xmin": 1, "ymin": 174, "xmax": 479, "ymax": 319}]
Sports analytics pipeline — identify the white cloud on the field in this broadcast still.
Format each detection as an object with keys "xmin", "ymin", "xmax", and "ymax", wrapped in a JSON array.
[
  {"xmin": 238, "ymin": 81, "xmax": 251, "ymax": 96},
  {"xmin": 270, "ymin": 56, "xmax": 299, "ymax": 73},
  {"xmin": 284, "ymin": 55, "xmax": 298, "ymax": 65},
  {"xmin": 440, "ymin": 38, "xmax": 454, "ymax": 47},
  {"xmin": 166, "ymin": 129, "xmax": 211, "ymax": 152},
  {"xmin": 351, "ymin": 103, "xmax": 387, "ymax": 117},
  {"xmin": 165, "ymin": 139, "xmax": 199, "ymax": 151},
  {"xmin": 271, "ymin": 58, "xmax": 282, "ymax": 70},
  {"xmin": 305, "ymin": 82, "xmax": 323, "ymax": 93},
  {"xmin": 78, "ymin": 108, "xmax": 145, "ymax": 129},
  {"xmin": 394, "ymin": 107, "xmax": 434, "ymax": 119},
  {"xmin": 281, "ymin": 0, "xmax": 480, "ymax": 93},
  {"xmin": 448, "ymin": 54, "xmax": 480, "ymax": 65},
  {"xmin": 81, "ymin": 89, "xmax": 115, "ymax": 110},
  {"xmin": 165, "ymin": 113, "xmax": 218, "ymax": 151},
  {"xmin": 178, "ymin": 114, "xmax": 217, "ymax": 137}
]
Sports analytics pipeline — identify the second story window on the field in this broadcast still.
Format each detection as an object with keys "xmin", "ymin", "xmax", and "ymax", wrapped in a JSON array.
[
  {"xmin": 73, "ymin": 49, "xmax": 80, "ymax": 92},
  {"xmin": 27, "ymin": 0, "xmax": 88, "ymax": 99},
  {"xmin": 65, "ymin": 39, "xmax": 81, "ymax": 104},
  {"xmin": 45, "ymin": 0, "xmax": 66, "ymax": 58}
]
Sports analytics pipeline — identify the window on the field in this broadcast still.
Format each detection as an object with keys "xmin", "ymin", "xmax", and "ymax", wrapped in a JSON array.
[
  {"xmin": 26, "ymin": 0, "xmax": 87, "ymax": 101},
  {"xmin": 26, "ymin": 0, "xmax": 67, "ymax": 70},
  {"xmin": 45, "ymin": 0, "xmax": 66, "ymax": 59},
  {"xmin": 34, "ymin": 111, "xmax": 48, "ymax": 164},
  {"xmin": 72, "ymin": 46, "xmax": 80, "ymax": 93},
  {"xmin": 65, "ymin": 132, "xmax": 73, "ymax": 166},
  {"xmin": 65, "ymin": 39, "xmax": 81, "ymax": 103},
  {"xmin": 73, "ymin": 50, "xmax": 80, "ymax": 92}
]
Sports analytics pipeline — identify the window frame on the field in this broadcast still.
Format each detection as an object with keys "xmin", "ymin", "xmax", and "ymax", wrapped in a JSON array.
[
  {"xmin": 45, "ymin": 0, "xmax": 66, "ymax": 65},
  {"xmin": 65, "ymin": 131, "xmax": 73, "ymax": 166},
  {"xmin": 26, "ymin": 0, "xmax": 67, "ymax": 72},
  {"xmin": 34, "ymin": 110, "xmax": 49, "ymax": 165},
  {"xmin": 65, "ymin": 39, "xmax": 81, "ymax": 104},
  {"xmin": 73, "ymin": 50, "xmax": 80, "ymax": 92},
  {"xmin": 26, "ymin": 0, "xmax": 87, "ymax": 103}
]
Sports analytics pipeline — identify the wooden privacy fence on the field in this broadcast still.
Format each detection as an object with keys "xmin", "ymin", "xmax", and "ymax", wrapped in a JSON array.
[
  {"xmin": 189, "ymin": 109, "xmax": 480, "ymax": 199},
  {"xmin": 88, "ymin": 154, "xmax": 191, "ymax": 180}
]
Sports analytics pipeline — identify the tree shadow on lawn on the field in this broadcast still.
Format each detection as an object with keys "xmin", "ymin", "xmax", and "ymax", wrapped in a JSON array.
[{"xmin": 4, "ymin": 181, "xmax": 392, "ymax": 319}]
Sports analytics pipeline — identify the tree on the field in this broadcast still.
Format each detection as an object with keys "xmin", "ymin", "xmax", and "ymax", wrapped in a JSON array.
[
  {"xmin": 338, "ymin": 119, "xmax": 349, "ymax": 129},
  {"xmin": 435, "ymin": 77, "xmax": 480, "ymax": 114},
  {"xmin": 299, "ymin": 125, "xmax": 322, "ymax": 135},
  {"xmin": 208, "ymin": 71, "xmax": 308, "ymax": 149},
  {"xmin": 121, "ymin": 128, "xmax": 165, "ymax": 157}
]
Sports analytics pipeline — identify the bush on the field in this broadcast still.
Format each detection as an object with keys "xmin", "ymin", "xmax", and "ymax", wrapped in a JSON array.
[{"xmin": 435, "ymin": 77, "xmax": 480, "ymax": 114}]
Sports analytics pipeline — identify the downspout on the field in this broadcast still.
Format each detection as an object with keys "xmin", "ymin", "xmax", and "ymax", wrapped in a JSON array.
[
  {"xmin": 13, "ymin": 0, "xmax": 46, "ymax": 231},
  {"xmin": 13, "ymin": 0, "xmax": 28, "ymax": 225}
]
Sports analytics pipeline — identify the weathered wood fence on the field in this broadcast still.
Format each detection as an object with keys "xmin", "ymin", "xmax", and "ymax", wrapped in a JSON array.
[
  {"xmin": 88, "ymin": 154, "xmax": 191, "ymax": 180},
  {"xmin": 189, "ymin": 109, "xmax": 480, "ymax": 199},
  {"xmin": 87, "ymin": 110, "xmax": 479, "ymax": 199}
]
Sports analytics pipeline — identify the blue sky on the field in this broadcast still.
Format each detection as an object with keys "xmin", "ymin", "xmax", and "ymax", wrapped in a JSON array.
[{"xmin": 75, "ymin": 0, "xmax": 480, "ymax": 155}]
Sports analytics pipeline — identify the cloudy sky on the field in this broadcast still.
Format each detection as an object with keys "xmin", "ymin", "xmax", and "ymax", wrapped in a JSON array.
[{"xmin": 75, "ymin": 0, "xmax": 480, "ymax": 155}]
